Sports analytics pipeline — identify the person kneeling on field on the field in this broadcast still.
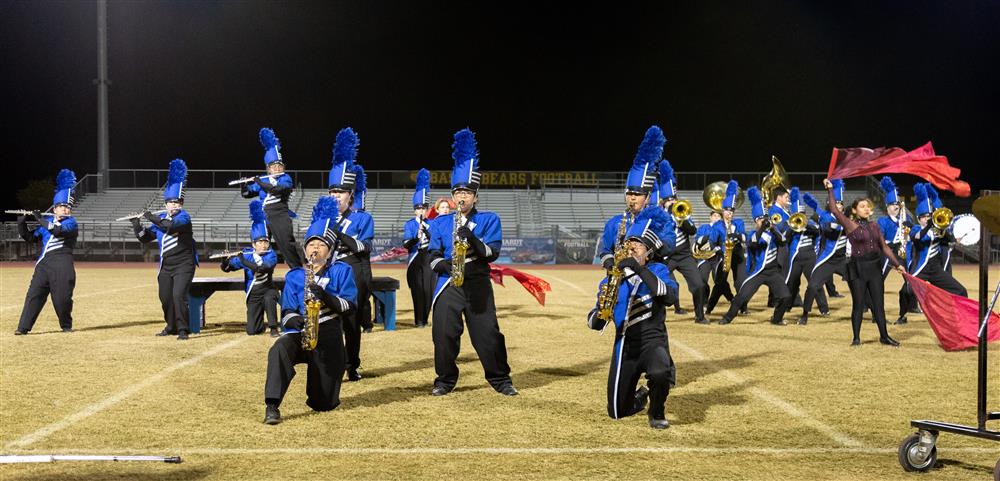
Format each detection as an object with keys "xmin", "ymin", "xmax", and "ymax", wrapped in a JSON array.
[
  {"xmin": 263, "ymin": 197, "xmax": 357, "ymax": 425},
  {"xmin": 587, "ymin": 206, "xmax": 679, "ymax": 429}
]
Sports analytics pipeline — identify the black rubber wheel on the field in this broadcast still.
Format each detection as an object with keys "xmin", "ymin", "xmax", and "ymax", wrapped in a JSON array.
[
  {"xmin": 993, "ymin": 457, "xmax": 1000, "ymax": 481},
  {"xmin": 898, "ymin": 433, "xmax": 937, "ymax": 472}
]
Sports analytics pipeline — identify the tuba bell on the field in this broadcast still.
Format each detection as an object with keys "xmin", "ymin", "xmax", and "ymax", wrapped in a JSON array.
[
  {"xmin": 671, "ymin": 199, "xmax": 692, "ymax": 221},
  {"xmin": 761, "ymin": 155, "xmax": 791, "ymax": 207}
]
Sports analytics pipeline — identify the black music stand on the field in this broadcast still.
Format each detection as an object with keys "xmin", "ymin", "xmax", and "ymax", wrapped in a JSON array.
[{"xmin": 898, "ymin": 191, "xmax": 1000, "ymax": 479}]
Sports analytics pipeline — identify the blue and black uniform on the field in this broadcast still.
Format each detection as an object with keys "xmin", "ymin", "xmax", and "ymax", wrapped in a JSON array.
[
  {"xmin": 403, "ymin": 215, "xmax": 435, "ymax": 327},
  {"xmin": 242, "ymin": 173, "xmax": 300, "ymax": 269},
  {"xmin": 17, "ymin": 213, "xmax": 78, "ymax": 332},
  {"xmin": 133, "ymin": 209, "xmax": 199, "ymax": 335},
  {"xmin": 221, "ymin": 248, "xmax": 279, "ymax": 335},
  {"xmin": 329, "ymin": 208, "xmax": 375, "ymax": 372}
]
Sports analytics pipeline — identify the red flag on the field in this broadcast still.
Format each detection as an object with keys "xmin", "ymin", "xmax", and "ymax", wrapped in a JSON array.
[
  {"xmin": 827, "ymin": 142, "xmax": 971, "ymax": 197},
  {"xmin": 489, "ymin": 264, "xmax": 552, "ymax": 306},
  {"xmin": 903, "ymin": 273, "xmax": 1000, "ymax": 351}
]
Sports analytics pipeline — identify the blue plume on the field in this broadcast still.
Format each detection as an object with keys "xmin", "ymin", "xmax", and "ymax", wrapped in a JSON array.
[
  {"xmin": 880, "ymin": 176, "xmax": 896, "ymax": 195},
  {"xmin": 634, "ymin": 125, "xmax": 666, "ymax": 167},
  {"xmin": 167, "ymin": 159, "xmax": 187, "ymax": 184},
  {"xmin": 658, "ymin": 159, "xmax": 674, "ymax": 184},
  {"xmin": 789, "ymin": 187, "xmax": 800, "ymax": 205},
  {"xmin": 926, "ymin": 183, "xmax": 940, "ymax": 206},
  {"xmin": 634, "ymin": 205, "xmax": 671, "ymax": 235},
  {"xmin": 726, "ymin": 180, "xmax": 738, "ymax": 198},
  {"xmin": 55, "ymin": 169, "xmax": 76, "ymax": 191},
  {"xmin": 312, "ymin": 196, "xmax": 339, "ymax": 221},
  {"xmin": 747, "ymin": 186, "xmax": 762, "ymax": 205},
  {"xmin": 451, "ymin": 128, "xmax": 478, "ymax": 168},
  {"xmin": 249, "ymin": 199, "xmax": 266, "ymax": 223},
  {"xmin": 913, "ymin": 182, "xmax": 926, "ymax": 200},
  {"xmin": 332, "ymin": 127, "xmax": 359, "ymax": 166},
  {"xmin": 416, "ymin": 168, "xmax": 430, "ymax": 190},
  {"xmin": 259, "ymin": 127, "xmax": 279, "ymax": 151},
  {"xmin": 353, "ymin": 165, "xmax": 367, "ymax": 196},
  {"xmin": 831, "ymin": 179, "xmax": 844, "ymax": 190},
  {"xmin": 803, "ymin": 192, "xmax": 820, "ymax": 211}
]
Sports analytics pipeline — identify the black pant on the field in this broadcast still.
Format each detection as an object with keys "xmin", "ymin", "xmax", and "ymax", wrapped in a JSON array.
[
  {"xmin": 264, "ymin": 320, "xmax": 344, "ymax": 411},
  {"xmin": 246, "ymin": 287, "xmax": 278, "ymax": 334},
  {"xmin": 708, "ymin": 255, "xmax": 745, "ymax": 312},
  {"xmin": 697, "ymin": 258, "xmax": 718, "ymax": 310},
  {"xmin": 432, "ymin": 279, "xmax": 512, "ymax": 391},
  {"xmin": 722, "ymin": 263, "xmax": 791, "ymax": 323},
  {"xmin": 667, "ymin": 253, "xmax": 706, "ymax": 320},
  {"xmin": 785, "ymin": 251, "xmax": 817, "ymax": 309},
  {"xmin": 406, "ymin": 251, "xmax": 435, "ymax": 326},
  {"xmin": 607, "ymin": 339, "xmax": 674, "ymax": 420},
  {"xmin": 880, "ymin": 259, "xmax": 914, "ymax": 318},
  {"xmin": 802, "ymin": 259, "xmax": 839, "ymax": 316},
  {"xmin": 266, "ymin": 208, "xmax": 302, "ymax": 269},
  {"xmin": 157, "ymin": 265, "xmax": 195, "ymax": 334},
  {"xmin": 343, "ymin": 258, "xmax": 372, "ymax": 371},
  {"xmin": 17, "ymin": 259, "xmax": 76, "ymax": 332},
  {"xmin": 846, "ymin": 254, "xmax": 892, "ymax": 341},
  {"xmin": 825, "ymin": 252, "xmax": 846, "ymax": 295}
]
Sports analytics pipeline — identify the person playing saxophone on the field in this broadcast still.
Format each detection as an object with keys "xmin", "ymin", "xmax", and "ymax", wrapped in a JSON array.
[
  {"xmin": 587, "ymin": 205, "xmax": 678, "ymax": 429},
  {"xmin": 262, "ymin": 196, "xmax": 357, "ymax": 425},
  {"xmin": 426, "ymin": 128, "xmax": 516, "ymax": 397}
]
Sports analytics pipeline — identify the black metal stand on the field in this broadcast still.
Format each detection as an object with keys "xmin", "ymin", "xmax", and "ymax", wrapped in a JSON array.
[{"xmin": 899, "ymin": 190, "xmax": 1000, "ymax": 479}]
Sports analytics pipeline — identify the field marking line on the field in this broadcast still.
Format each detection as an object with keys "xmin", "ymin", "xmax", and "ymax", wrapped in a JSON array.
[
  {"xmin": 4, "ymin": 336, "xmax": 250, "ymax": 450},
  {"xmin": 543, "ymin": 274, "xmax": 864, "ymax": 448},
  {"xmin": 0, "ymin": 284, "xmax": 154, "ymax": 311},
  {"xmin": 543, "ymin": 273, "xmax": 589, "ymax": 295},
  {"xmin": 16, "ymin": 446, "xmax": 998, "ymax": 456}
]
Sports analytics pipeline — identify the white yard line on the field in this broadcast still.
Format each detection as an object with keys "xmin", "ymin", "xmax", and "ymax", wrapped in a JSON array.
[
  {"xmin": 544, "ymin": 274, "xmax": 864, "ymax": 448},
  {"xmin": 0, "ymin": 284, "xmax": 154, "ymax": 311},
  {"xmin": 4, "ymin": 337, "xmax": 250, "ymax": 449},
  {"xmin": 13, "ymin": 446, "xmax": 997, "ymax": 456},
  {"xmin": 543, "ymin": 273, "xmax": 589, "ymax": 295}
]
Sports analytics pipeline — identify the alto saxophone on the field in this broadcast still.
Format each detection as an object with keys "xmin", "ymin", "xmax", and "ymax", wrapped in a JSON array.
[
  {"xmin": 302, "ymin": 253, "xmax": 321, "ymax": 351},
  {"xmin": 597, "ymin": 211, "xmax": 632, "ymax": 323},
  {"xmin": 722, "ymin": 220, "xmax": 735, "ymax": 274},
  {"xmin": 451, "ymin": 200, "xmax": 470, "ymax": 287}
]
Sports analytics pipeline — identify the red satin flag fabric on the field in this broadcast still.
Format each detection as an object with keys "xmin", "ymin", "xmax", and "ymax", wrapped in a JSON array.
[
  {"xmin": 827, "ymin": 142, "xmax": 971, "ymax": 197},
  {"xmin": 904, "ymin": 273, "xmax": 1000, "ymax": 351}
]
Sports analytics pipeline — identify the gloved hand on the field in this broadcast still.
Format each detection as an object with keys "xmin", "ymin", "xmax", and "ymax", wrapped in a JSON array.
[
  {"xmin": 143, "ymin": 211, "xmax": 159, "ymax": 222},
  {"xmin": 307, "ymin": 283, "xmax": 326, "ymax": 299},
  {"xmin": 433, "ymin": 260, "xmax": 453, "ymax": 275},
  {"xmin": 31, "ymin": 210, "xmax": 44, "ymax": 223},
  {"xmin": 617, "ymin": 257, "xmax": 640, "ymax": 272},
  {"xmin": 282, "ymin": 314, "xmax": 304, "ymax": 332},
  {"xmin": 456, "ymin": 225, "xmax": 474, "ymax": 240},
  {"xmin": 602, "ymin": 257, "xmax": 615, "ymax": 270}
]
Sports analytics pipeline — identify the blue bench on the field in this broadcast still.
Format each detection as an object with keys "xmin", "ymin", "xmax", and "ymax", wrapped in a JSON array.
[{"xmin": 188, "ymin": 276, "xmax": 400, "ymax": 334}]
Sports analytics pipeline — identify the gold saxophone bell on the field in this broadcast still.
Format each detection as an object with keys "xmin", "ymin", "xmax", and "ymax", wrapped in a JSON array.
[
  {"xmin": 761, "ymin": 155, "xmax": 790, "ymax": 207},
  {"xmin": 788, "ymin": 212, "xmax": 808, "ymax": 233},
  {"xmin": 671, "ymin": 199, "xmax": 691, "ymax": 221},
  {"xmin": 932, "ymin": 207, "xmax": 953, "ymax": 231}
]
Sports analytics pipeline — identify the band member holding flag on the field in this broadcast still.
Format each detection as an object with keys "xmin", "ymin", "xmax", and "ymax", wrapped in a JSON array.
[
  {"xmin": 822, "ymin": 178, "xmax": 903, "ymax": 346},
  {"xmin": 263, "ymin": 196, "xmax": 357, "ymax": 425},
  {"xmin": 326, "ymin": 127, "xmax": 374, "ymax": 382},
  {"xmin": 587, "ymin": 205, "xmax": 678, "ymax": 429},
  {"xmin": 426, "ymin": 128, "xmax": 516, "ymax": 397},
  {"xmin": 240, "ymin": 128, "xmax": 301, "ymax": 269},
  {"xmin": 403, "ymin": 168, "xmax": 435, "ymax": 328},
  {"xmin": 15, "ymin": 169, "xmax": 78, "ymax": 335},
  {"xmin": 219, "ymin": 200, "xmax": 280, "ymax": 336},
  {"xmin": 131, "ymin": 159, "xmax": 198, "ymax": 340},
  {"xmin": 598, "ymin": 126, "xmax": 664, "ymax": 272}
]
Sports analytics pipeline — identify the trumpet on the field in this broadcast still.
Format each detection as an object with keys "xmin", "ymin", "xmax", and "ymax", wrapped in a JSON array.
[
  {"xmin": 208, "ymin": 250, "xmax": 243, "ymax": 260},
  {"xmin": 115, "ymin": 210, "xmax": 168, "ymax": 221},
  {"xmin": 932, "ymin": 206, "xmax": 953, "ymax": 233},
  {"xmin": 671, "ymin": 199, "xmax": 692, "ymax": 221},
  {"xmin": 788, "ymin": 212, "xmax": 808, "ymax": 233},
  {"xmin": 227, "ymin": 173, "xmax": 281, "ymax": 186},
  {"xmin": 770, "ymin": 213, "xmax": 784, "ymax": 226},
  {"xmin": 5, "ymin": 209, "xmax": 56, "ymax": 217}
]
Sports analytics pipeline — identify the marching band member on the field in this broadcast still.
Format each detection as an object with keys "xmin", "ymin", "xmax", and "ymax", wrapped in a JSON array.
[
  {"xmin": 241, "ymin": 128, "xmax": 302, "ymax": 269},
  {"xmin": 824, "ymin": 180, "xmax": 850, "ymax": 299},
  {"xmin": 659, "ymin": 160, "xmax": 708, "ymax": 323},
  {"xmin": 692, "ymin": 211, "xmax": 724, "ymax": 324},
  {"xmin": 350, "ymin": 164, "xmax": 375, "ymax": 336},
  {"xmin": 782, "ymin": 187, "xmax": 821, "ymax": 322},
  {"xmin": 15, "ymin": 169, "xmax": 79, "ymax": 335},
  {"xmin": 800, "ymin": 187, "xmax": 844, "ymax": 322},
  {"xmin": 263, "ymin": 196, "xmax": 358, "ymax": 424},
  {"xmin": 587, "ymin": 205, "xmax": 679, "ymax": 429},
  {"xmin": 403, "ymin": 169, "xmax": 435, "ymax": 327},
  {"xmin": 220, "ymin": 200, "xmax": 279, "ymax": 337},
  {"xmin": 822, "ymin": 178, "xmax": 903, "ymax": 346},
  {"xmin": 904, "ymin": 183, "xmax": 967, "ymax": 299},
  {"xmin": 706, "ymin": 181, "xmax": 747, "ymax": 315},
  {"xmin": 426, "ymin": 128, "xmax": 516, "ymax": 397},
  {"xmin": 132, "ymin": 159, "xmax": 198, "ymax": 340},
  {"xmin": 929, "ymin": 184, "xmax": 956, "ymax": 274},
  {"xmin": 718, "ymin": 186, "xmax": 793, "ymax": 326},
  {"xmin": 876, "ymin": 176, "xmax": 916, "ymax": 324},
  {"xmin": 326, "ymin": 127, "xmax": 374, "ymax": 382},
  {"xmin": 765, "ymin": 186, "xmax": 790, "ymax": 308},
  {"xmin": 598, "ymin": 126, "xmax": 664, "ymax": 271}
]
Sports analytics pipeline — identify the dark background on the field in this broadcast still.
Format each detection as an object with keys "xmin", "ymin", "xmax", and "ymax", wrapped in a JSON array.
[{"xmin": 2, "ymin": 1, "xmax": 997, "ymax": 208}]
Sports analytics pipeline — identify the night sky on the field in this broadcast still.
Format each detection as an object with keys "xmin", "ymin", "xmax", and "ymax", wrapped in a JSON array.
[{"xmin": 2, "ymin": 1, "xmax": 998, "ymax": 208}]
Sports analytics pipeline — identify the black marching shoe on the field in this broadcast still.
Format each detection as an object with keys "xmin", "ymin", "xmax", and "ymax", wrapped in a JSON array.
[
  {"xmin": 270, "ymin": 327, "xmax": 280, "ymax": 337},
  {"xmin": 739, "ymin": 307, "xmax": 750, "ymax": 315},
  {"xmin": 155, "ymin": 329, "xmax": 173, "ymax": 337},
  {"xmin": 674, "ymin": 307, "xmax": 688, "ymax": 315},
  {"xmin": 347, "ymin": 369, "xmax": 362, "ymax": 382},
  {"xmin": 430, "ymin": 385, "xmax": 452, "ymax": 396},
  {"xmin": 499, "ymin": 385, "xmax": 519, "ymax": 396},
  {"xmin": 62, "ymin": 328, "xmax": 74, "ymax": 333},
  {"xmin": 830, "ymin": 293, "xmax": 845, "ymax": 298},
  {"xmin": 14, "ymin": 329, "xmax": 27, "ymax": 336},
  {"xmin": 694, "ymin": 318, "xmax": 710, "ymax": 325},
  {"xmin": 648, "ymin": 415, "xmax": 670, "ymax": 430},
  {"xmin": 634, "ymin": 386, "xmax": 649, "ymax": 412},
  {"xmin": 910, "ymin": 305, "xmax": 923, "ymax": 314},
  {"xmin": 263, "ymin": 405, "xmax": 281, "ymax": 425},
  {"xmin": 819, "ymin": 310, "xmax": 831, "ymax": 317},
  {"xmin": 894, "ymin": 316, "xmax": 908, "ymax": 325},
  {"xmin": 771, "ymin": 319, "xmax": 787, "ymax": 326},
  {"xmin": 879, "ymin": 336, "xmax": 900, "ymax": 347},
  {"xmin": 797, "ymin": 315, "xmax": 808, "ymax": 326},
  {"xmin": 718, "ymin": 317, "xmax": 733, "ymax": 325},
  {"xmin": 850, "ymin": 338, "xmax": 862, "ymax": 347},
  {"xmin": 177, "ymin": 331, "xmax": 189, "ymax": 340}
]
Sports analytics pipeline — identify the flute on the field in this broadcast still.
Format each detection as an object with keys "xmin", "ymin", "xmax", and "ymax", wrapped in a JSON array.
[
  {"xmin": 115, "ymin": 210, "xmax": 168, "ymax": 221},
  {"xmin": 208, "ymin": 250, "xmax": 243, "ymax": 260},
  {"xmin": 227, "ymin": 173, "xmax": 281, "ymax": 186},
  {"xmin": 5, "ymin": 209, "xmax": 55, "ymax": 217}
]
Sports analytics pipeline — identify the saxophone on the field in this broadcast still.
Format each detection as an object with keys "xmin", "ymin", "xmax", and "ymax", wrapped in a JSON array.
[
  {"xmin": 897, "ymin": 200, "xmax": 909, "ymax": 261},
  {"xmin": 597, "ymin": 211, "xmax": 632, "ymax": 323},
  {"xmin": 723, "ymin": 220, "xmax": 736, "ymax": 274},
  {"xmin": 302, "ymin": 253, "xmax": 320, "ymax": 351},
  {"xmin": 451, "ymin": 200, "xmax": 470, "ymax": 287}
]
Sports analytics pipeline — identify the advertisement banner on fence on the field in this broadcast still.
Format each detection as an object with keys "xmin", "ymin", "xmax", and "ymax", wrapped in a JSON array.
[
  {"xmin": 496, "ymin": 237, "xmax": 556, "ymax": 264},
  {"xmin": 556, "ymin": 237, "xmax": 599, "ymax": 264},
  {"xmin": 371, "ymin": 236, "xmax": 407, "ymax": 263}
]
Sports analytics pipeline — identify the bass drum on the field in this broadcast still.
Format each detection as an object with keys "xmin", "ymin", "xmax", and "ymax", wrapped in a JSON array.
[{"xmin": 952, "ymin": 213, "xmax": 981, "ymax": 246}]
